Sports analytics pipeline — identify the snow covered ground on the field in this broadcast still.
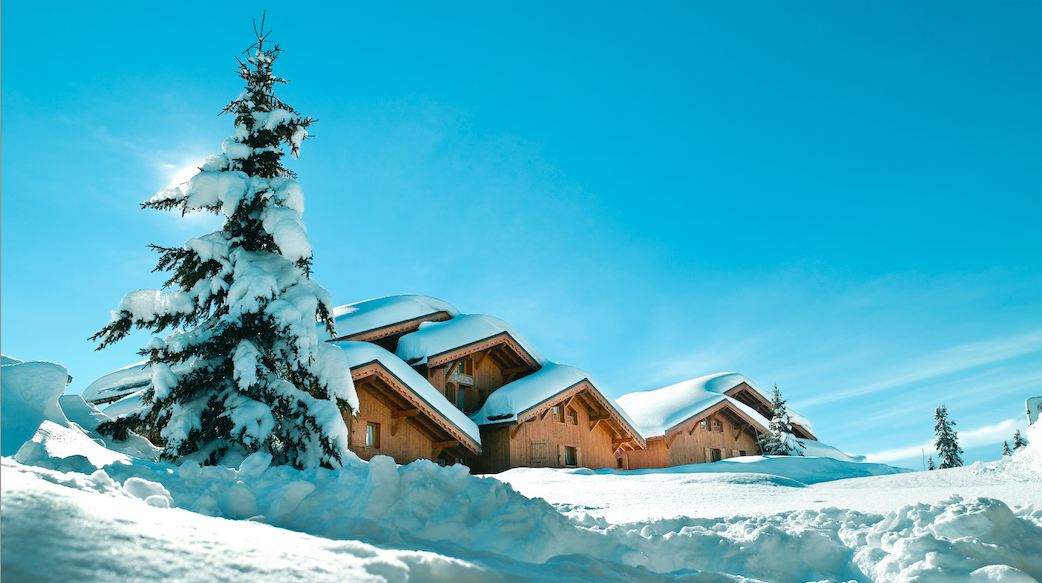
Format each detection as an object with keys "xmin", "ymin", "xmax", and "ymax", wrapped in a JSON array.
[{"xmin": 3, "ymin": 359, "xmax": 1041, "ymax": 582}]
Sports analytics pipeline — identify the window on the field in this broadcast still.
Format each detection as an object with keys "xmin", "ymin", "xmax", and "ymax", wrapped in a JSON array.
[
  {"xmin": 461, "ymin": 358, "xmax": 473, "ymax": 375},
  {"xmin": 739, "ymin": 450, "xmax": 747, "ymax": 457},
  {"xmin": 700, "ymin": 419, "xmax": 708, "ymax": 432},
  {"xmin": 553, "ymin": 405, "xmax": 563, "ymax": 422},
  {"xmin": 616, "ymin": 457, "xmax": 624, "ymax": 469},
  {"xmin": 457, "ymin": 386, "xmax": 467, "ymax": 412},
  {"xmin": 564, "ymin": 446, "xmax": 577, "ymax": 467},
  {"xmin": 566, "ymin": 407, "xmax": 578, "ymax": 425},
  {"xmin": 712, "ymin": 419, "xmax": 724, "ymax": 433},
  {"xmin": 711, "ymin": 448, "xmax": 722, "ymax": 462},
  {"xmin": 366, "ymin": 422, "xmax": 381, "ymax": 448}
]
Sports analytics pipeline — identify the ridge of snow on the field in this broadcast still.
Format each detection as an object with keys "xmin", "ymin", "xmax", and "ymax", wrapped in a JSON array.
[
  {"xmin": 332, "ymin": 341, "xmax": 481, "ymax": 446},
  {"xmin": 395, "ymin": 314, "xmax": 546, "ymax": 367},
  {"xmin": 616, "ymin": 373, "xmax": 776, "ymax": 438},
  {"xmin": 471, "ymin": 363, "xmax": 642, "ymax": 437},
  {"xmin": 81, "ymin": 360, "xmax": 193, "ymax": 404},
  {"xmin": 329, "ymin": 294, "xmax": 460, "ymax": 339}
]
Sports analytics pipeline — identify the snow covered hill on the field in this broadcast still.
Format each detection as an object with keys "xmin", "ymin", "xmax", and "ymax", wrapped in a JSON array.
[{"xmin": 3, "ymin": 356, "xmax": 1041, "ymax": 583}]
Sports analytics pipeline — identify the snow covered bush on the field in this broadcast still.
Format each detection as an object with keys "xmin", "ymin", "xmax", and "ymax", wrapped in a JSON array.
[
  {"xmin": 91, "ymin": 23, "xmax": 357, "ymax": 470},
  {"xmin": 757, "ymin": 384, "xmax": 805, "ymax": 456}
]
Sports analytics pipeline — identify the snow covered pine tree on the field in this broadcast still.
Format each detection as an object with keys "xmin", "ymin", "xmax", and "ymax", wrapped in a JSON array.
[
  {"xmin": 91, "ymin": 21, "xmax": 357, "ymax": 469},
  {"xmin": 927, "ymin": 456, "xmax": 936, "ymax": 470},
  {"xmin": 1003, "ymin": 441, "xmax": 1013, "ymax": 457},
  {"xmin": 757, "ymin": 384, "xmax": 805, "ymax": 456},
  {"xmin": 933, "ymin": 405, "xmax": 963, "ymax": 469},
  {"xmin": 1012, "ymin": 429, "xmax": 1027, "ymax": 451}
]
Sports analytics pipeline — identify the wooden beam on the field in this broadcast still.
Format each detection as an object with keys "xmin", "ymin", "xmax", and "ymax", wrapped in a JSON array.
[
  {"xmin": 444, "ymin": 361, "xmax": 458, "ymax": 379},
  {"xmin": 432, "ymin": 440, "xmax": 459, "ymax": 449},
  {"xmin": 391, "ymin": 417, "xmax": 405, "ymax": 437},
  {"xmin": 540, "ymin": 407, "xmax": 552, "ymax": 421},
  {"xmin": 500, "ymin": 365, "xmax": 530, "ymax": 375},
  {"xmin": 432, "ymin": 448, "xmax": 444, "ymax": 460},
  {"xmin": 612, "ymin": 437, "xmax": 632, "ymax": 447},
  {"xmin": 665, "ymin": 431, "xmax": 681, "ymax": 449},
  {"xmin": 733, "ymin": 422, "xmax": 748, "ymax": 441},
  {"xmin": 473, "ymin": 349, "xmax": 489, "ymax": 369},
  {"xmin": 562, "ymin": 394, "xmax": 576, "ymax": 412},
  {"xmin": 392, "ymin": 409, "xmax": 420, "ymax": 419},
  {"xmin": 589, "ymin": 413, "xmax": 610, "ymax": 422},
  {"xmin": 688, "ymin": 422, "xmax": 701, "ymax": 436},
  {"xmin": 590, "ymin": 418, "xmax": 604, "ymax": 433},
  {"xmin": 511, "ymin": 420, "xmax": 526, "ymax": 440}
]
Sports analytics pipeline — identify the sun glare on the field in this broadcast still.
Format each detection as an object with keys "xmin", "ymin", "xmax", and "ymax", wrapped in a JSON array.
[{"xmin": 168, "ymin": 163, "xmax": 201, "ymax": 188}]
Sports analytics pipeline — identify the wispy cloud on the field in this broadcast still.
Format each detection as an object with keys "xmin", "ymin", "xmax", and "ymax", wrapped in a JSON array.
[
  {"xmin": 863, "ymin": 416, "xmax": 1028, "ymax": 463},
  {"xmin": 798, "ymin": 331, "xmax": 1042, "ymax": 408}
]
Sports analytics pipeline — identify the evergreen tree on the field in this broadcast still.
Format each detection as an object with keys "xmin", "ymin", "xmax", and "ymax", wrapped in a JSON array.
[
  {"xmin": 933, "ymin": 405, "xmax": 963, "ymax": 469},
  {"xmin": 757, "ymin": 384, "xmax": 805, "ymax": 456},
  {"xmin": 1002, "ymin": 441, "xmax": 1012, "ymax": 457},
  {"xmin": 92, "ymin": 18, "xmax": 357, "ymax": 469},
  {"xmin": 927, "ymin": 455, "xmax": 936, "ymax": 471},
  {"xmin": 1012, "ymin": 430, "xmax": 1027, "ymax": 451}
]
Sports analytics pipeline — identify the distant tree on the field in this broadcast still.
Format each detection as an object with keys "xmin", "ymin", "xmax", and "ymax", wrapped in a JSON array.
[
  {"xmin": 1012, "ymin": 429, "xmax": 1027, "ymax": 451},
  {"xmin": 757, "ymin": 384, "xmax": 805, "ymax": 456},
  {"xmin": 927, "ymin": 455, "xmax": 936, "ymax": 471},
  {"xmin": 1002, "ymin": 441, "xmax": 1012, "ymax": 457},
  {"xmin": 91, "ymin": 16, "xmax": 356, "ymax": 469},
  {"xmin": 933, "ymin": 405, "xmax": 963, "ymax": 469}
]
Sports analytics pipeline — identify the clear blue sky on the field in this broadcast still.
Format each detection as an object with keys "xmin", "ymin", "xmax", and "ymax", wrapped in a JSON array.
[{"xmin": 3, "ymin": 1, "xmax": 1040, "ymax": 469}]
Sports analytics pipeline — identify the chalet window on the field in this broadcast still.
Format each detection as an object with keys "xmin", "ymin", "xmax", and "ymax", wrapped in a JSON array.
[
  {"xmin": 739, "ymin": 450, "xmax": 747, "ymax": 457},
  {"xmin": 711, "ymin": 448, "xmax": 722, "ymax": 462},
  {"xmin": 712, "ymin": 419, "xmax": 724, "ymax": 433},
  {"xmin": 566, "ymin": 407, "xmax": 578, "ymax": 425},
  {"xmin": 700, "ymin": 419, "xmax": 708, "ymax": 432},
  {"xmin": 366, "ymin": 422, "xmax": 381, "ymax": 448},
  {"xmin": 461, "ymin": 357, "xmax": 473, "ymax": 375},
  {"xmin": 553, "ymin": 405, "xmax": 563, "ymax": 422},
  {"xmin": 616, "ymin": 457, "xmax": 623, "ymax": 469},
  {"xmin": 457, "ymin": 386, "xmax": 467, "ymax": 412},
  {"xmin": 564, "ymin": 446, "xmax": 577, "ymax": 467}
]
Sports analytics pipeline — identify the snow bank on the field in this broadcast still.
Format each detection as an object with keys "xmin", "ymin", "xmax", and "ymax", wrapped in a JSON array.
[
  {"xmin": 1, "ymin": 359, "xmax": 71, "ymax": 455},
  {"xmin": 396, "ymin": 314, "xmax": 547, "ymax": 367},
  {"xmin": 471, "ymin": 363, "xmax": 642, "ymax": 436},
  {"xmin": 332, "ymin": 341, "xmax": 481, "ymax": 446},
  {"xmin": 593, "ymin": 454, "xmax": 908, "ymax": 484},
  {"xmin": 330, "ymin": 294, "xmax": 460, "ymax": 339},
  {"xmin": 617, "ymin": 373, "xmax": 773, "ymax": 438},
  {"xmin": 81, "ymin": 359, "xmax": 193, "ymax": 405}
]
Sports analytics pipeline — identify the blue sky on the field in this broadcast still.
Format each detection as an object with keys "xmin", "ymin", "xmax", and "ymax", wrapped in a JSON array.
[{"xmin": 3, "ymin": 1, "xmax": 1040, "ymax": 469}]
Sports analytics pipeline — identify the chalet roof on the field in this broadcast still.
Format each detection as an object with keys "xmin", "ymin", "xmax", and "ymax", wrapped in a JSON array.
[
  {"xmin": 334, "ymin": 341, "xmax": 481, "ymax": 447},
  {"xmin": 329, "ymin": 295, "xmax": 459, "ymax": 340},
  {"xmin": 81, "ymin": 360, "xmax": 192, "ymax": 405},
  {"xmin": 616, "ymin": 373, "xmax": 775, "ymax": 438},
  {"xmin": 471, "ymin": 362, "xmax": 645, "ymax": 446},
  {"xmin": 395, "ymin": 314, "xmax": 547, "ymax": 368}
]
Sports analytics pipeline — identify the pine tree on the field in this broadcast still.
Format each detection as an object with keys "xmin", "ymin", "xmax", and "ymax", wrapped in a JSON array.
[
  {"xmin": 1013, "ymin": 430, "xmax": 1027, "ymax": 451},
  {"xmin": 933, "ymin": 405, "xmax": 963, "ymax": 469},
  {"xmin": 757, "ymin": 384, "xmax": 805, "ymax": 456},
  {"xmin": 92, "ymin": 17, "xmax": 357, "ymax": 469},
  {"xmin": 1002, "ymin": 441, "xmax": 1012, "ymax": 457},
  {"xmin": 927, "ymin": 455, "xmax": 936, "ymax": 470}
]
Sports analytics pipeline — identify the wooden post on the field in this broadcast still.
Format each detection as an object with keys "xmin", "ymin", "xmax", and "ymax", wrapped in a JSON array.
[
  {"xmin": 510, "ymin": 420, "xmax": 526, "ymax": 439},
  {"xmin": 390, "ymin": 409, "xmax": 419, "ymax": 436},
  {"xmin": 665, "ymin": 431, "xmax": 681, "ymax": 449}
]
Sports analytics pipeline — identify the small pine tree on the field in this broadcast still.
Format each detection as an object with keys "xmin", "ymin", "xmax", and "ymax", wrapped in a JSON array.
[
  {"xmin": 927, "ymin": 455, "xmax": 936, "ymax": 470},
  {"xmin": 91, "ymin": 17, "xmax": 357, "ymax": 469},
  {"xmin": 933, "ymin": 405, "xmax": 963, "ymax": 469},
  {"xmin": 1012, "ymin": 429, "xmax": 1027, "ymax": 451},
  {"xmin": 1002, "ymin": 441, "xmax": 1012, "ymax": 457},
  {"xmin": 757, "ymin": 384, "xmax": 805, "ymax": 456}
]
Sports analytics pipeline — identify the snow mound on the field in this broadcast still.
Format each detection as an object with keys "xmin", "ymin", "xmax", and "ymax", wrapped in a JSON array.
[
  {"xmin": 396, "ymin": 314, "xmax": 546, "ymax": 367},
  {"xmin": 592, "ymin": 454, "xmax": 909, "ymax": 484},
  {"xmin": 1, "ymin": 359, "xmax": 71, "ymax": 456},
  {"xmin": 330, "ymin": 294, "xmax": 460, "ymax": 339}
]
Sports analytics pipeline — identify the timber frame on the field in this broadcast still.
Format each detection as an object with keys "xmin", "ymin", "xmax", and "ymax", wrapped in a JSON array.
[
  {"xmin": 424, "ymin": 331, "xmax": 540, "ymax": 375},
  {"xmin": 724, "ymin": 382, "xmax": 817, "ymax": 441},
  {"xmin": 510, "ymin": 379, "xmax": 647, "ymax": 452},
  {"xmin": 333, "ymin": 311, "xmax": 453, "ymax": 352},
  {"xmin": 348, "ymin": 359, "xmax": 481, "ymax": 461}
]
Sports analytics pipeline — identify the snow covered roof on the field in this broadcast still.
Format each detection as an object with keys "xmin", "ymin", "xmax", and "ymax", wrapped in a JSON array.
[
  {"xmin": 714, "ymin": 373, "xmax": 815, "ymax": 436},
  {"xmin": 471, "ymin": 363, "xmax": 645, "ymax": 446},
  {"xmin": 395, "ymin": 314, "xmax": 547, "ymax": 368},
  {"xmin": 616, "ymin": 373, "xmax": 774, "ymax": 439},
  {"xmin": 329, "ymin": 295, "xmax": 459, "ymax": 341},
  {"xmin": 333, "ymin": 341, "xmax": 481, "ymax": 450}
]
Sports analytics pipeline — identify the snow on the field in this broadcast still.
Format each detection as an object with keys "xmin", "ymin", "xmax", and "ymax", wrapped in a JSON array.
[
  {"xmin": 81, "ymin": 359, "xmax": 192, "ymax": 405},
  {"xmin": 1, "ymin": 359, "xmax": 71, "ymax": 455},
  {"xmin": 470, "ymin": 363, "xmax": 642, "ymax": 437},
  {"xmin": 329, "ymin": 294, "xmax": 460, "ymax": 339},
  {"xmin": 332, "ymin": 341, "xmax": 481, "ymax": 446},
  {"xmin": 617, "ymin": 373, "xmax": 775, "ymax": 438},
  {"xmin": 4, "ymin": 356, "xmax": 1042, "ymax": 583},
  {"xmin": 396, "ymin": 314, "xmax": 547, "ymax": 367}
]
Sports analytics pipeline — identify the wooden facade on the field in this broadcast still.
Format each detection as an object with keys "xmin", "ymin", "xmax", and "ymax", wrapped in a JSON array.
[
  {"xmin": 473, "ymin": 380, "xmax": 646, "ymax": 474},
  {"xmin": 344, "ymin": 360, "xmax": 480, "ymax": 466},
  {"xmin": 618, "ymin": 400, "xmax": 765, "ymax": 470},
  {"xmin": 414, "ymin": 331, "xmax": 542, "ymax": 416}
]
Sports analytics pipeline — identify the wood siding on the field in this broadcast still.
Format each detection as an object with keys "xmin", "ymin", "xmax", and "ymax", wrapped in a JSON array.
[
  {"xmin": 346, "ymin": 385, "xmax": 441, "ymax": 464},
  {"xmin": 621, "ymin": 406, "xmax": 762, "ymax": 469}
]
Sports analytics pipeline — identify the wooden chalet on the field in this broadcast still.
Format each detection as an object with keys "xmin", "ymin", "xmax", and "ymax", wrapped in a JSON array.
[
  {"xmin": 723, "ymin": 380, "xmax": 817, "ymax": 441},
  {"xmin": 335, "ymin": 341, "xmax": 481, "ymax": 466},
  {"xmin": 470, "ymin": 363, "xmax": 646, "ymax": 473},
  {"xmin": 615, "ymin": 373, "xmax": 784, "ymax": 470},
  {"xmin": 329, "ymin": 295, "xmax": 459, "ymax": 353},
  {"xmin": 395, "ymin": 314, "xmax": 546, "ymax": 418}
]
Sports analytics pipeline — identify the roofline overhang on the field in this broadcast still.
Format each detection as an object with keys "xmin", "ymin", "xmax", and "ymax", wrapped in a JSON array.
[
  {"xmin": 424, "ymin": 331, "xmax": 541, "ymax": 371},
  {"xmin": 333, "ymin": 311, "xmax": 453, "ymax": 344},
  {"xmin": 658, "ymin": 398, "xmax": 769, "ymax": 440}
]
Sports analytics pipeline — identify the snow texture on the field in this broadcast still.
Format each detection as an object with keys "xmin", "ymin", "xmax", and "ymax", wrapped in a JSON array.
[
  {"xmin": 618, "ymin": 373, "xmax": 778, "ymax": 438},
  {"xmin": 396, "ymin": 314, "xmax": 547, "ymax": 367},
  {"xmin": 329, "ymin": 294, "xmax": 460, "ymax": 339},
  {"xmin": 81, "ymin": 359, "xmax": 192, "ymax": 404},
  {"xmin": 4, "ymin": 366, "xmax": 1042, "ymax": 583},
  {"xmin": 470, "ymin": 362, "xmax": 642, "ymax": 436},
  {"xmin": 1, "ymin": 359, "xmax": 71, "ymax": 456},
  {"xmin": 332, "ymin": 341, "xmax": 481, "ymax": 445}
]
